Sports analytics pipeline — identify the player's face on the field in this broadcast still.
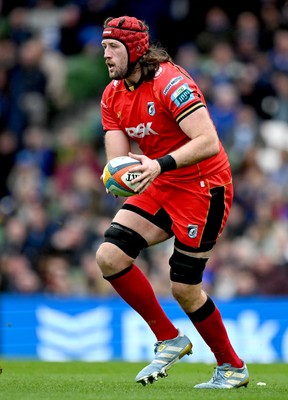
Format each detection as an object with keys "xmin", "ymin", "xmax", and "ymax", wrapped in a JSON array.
[{"xmin": 102, "ymin": 39, "xmax": 128, "ymax": 80}]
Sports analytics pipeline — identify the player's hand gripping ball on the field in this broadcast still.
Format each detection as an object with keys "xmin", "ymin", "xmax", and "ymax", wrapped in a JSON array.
[{"xmin": 103, "ymin": 156, "xmax": 142, "ymax": 197}]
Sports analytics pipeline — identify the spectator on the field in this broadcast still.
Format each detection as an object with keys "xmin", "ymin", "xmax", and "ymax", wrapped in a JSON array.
[
  {"xmin": 1, "ymin": 216, "xmax": 28, "ymax": 255},
  {"xmin": 0, "ymin": 252, "xmax": 42, "ymax": 293},
  {"xmin": 7, "ymin": 7, "xmax": 34, "ymax": 45},
  {"xmin": 16, "ymin": 125, "xmax": 55, "ymax": 176},
  {"xmin": 270, "ymin": 71, "xmax": 288, "ymax": 122},
  {"xmin": 254, "ymin": 253, "xmax": 288, "ymax": 295},
  {"xmin": 0, "ymin": 2, "xmax": 287, "ymax": 298},
  {"xmin": 195, "ymin": 7, "xmax": 233, "ymax": 54},
  {"xmin": 8, "ymin": 38, "xmax": 48, "ymax": 143},
  {"xmin": 39, "ymin": 254, "xmax": 75, "ymax": 295},
  {"xmin": 0, "ymin": 130, "xmax": 17, "ymax": 198},
  {"xmin": 58, "ymin": 4, "xmax": 83, "ymax": 56},
  {"xmin": 268, "ymin": 29, "xmax": 288, "ymax": 73},
  {"xmin": 233, "ymin": 11, "xmax": 261, "ymax": 63},
  {"xmin": 201, "ymin": 41, "xmax": 244, "ymax": 85},
  {"xmin": 208, "ymin": 82, "xmax": 240, "ymax": 145}
]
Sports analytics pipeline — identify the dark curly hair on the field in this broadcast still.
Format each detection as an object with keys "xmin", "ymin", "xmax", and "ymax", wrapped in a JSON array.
[{"xmin": 139, "ymin": 44, "xmax": 173, "ymax": 81}]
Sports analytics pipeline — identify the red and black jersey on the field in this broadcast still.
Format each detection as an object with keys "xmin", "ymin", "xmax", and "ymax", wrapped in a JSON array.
[{"xmin": 101, "ymin": 61, "xmax": 230, "ymax": 181}]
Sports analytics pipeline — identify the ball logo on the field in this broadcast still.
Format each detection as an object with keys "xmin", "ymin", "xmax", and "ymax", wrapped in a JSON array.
[
  {"xmin": 125, "ymin": 172, "xmax": 140, "ymax": 182},
  {"xmin": 103, "ymin": 156, "xmax": 142, "ymax": 197}
]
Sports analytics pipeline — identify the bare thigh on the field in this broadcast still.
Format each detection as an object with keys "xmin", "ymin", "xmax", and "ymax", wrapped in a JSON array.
[
  {"xmin": 96, "ymin": 209, "xmax": 170, "ymax": 276},
  {"xmin": 114, "ymin": 209, "xmax": 170, "ymax": 245}
]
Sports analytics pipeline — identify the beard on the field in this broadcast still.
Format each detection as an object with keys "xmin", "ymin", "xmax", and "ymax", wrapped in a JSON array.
[{"xmin": 107, "ymin": 63, "xmax": 128, "ymax": 80}]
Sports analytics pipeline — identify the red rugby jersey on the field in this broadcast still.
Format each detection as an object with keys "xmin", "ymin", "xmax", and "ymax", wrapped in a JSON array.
[{"xmin": 101, "ymin": 61, "xmax": 230, "ymax": 181}]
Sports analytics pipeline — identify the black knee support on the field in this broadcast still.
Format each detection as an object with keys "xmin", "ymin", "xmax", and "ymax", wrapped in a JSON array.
[
  {"xmin": 104, "ymin": 222, "xmax": 148, "ymax": 259},
  {"xmin": 169, "ymin": 249, "xmax": 208, "ymax": 285}
]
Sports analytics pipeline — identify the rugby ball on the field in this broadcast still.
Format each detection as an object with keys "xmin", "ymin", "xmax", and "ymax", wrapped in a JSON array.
[{"xmin": 102, "ymin": 156, "xmax": 142, "ymax": 197}]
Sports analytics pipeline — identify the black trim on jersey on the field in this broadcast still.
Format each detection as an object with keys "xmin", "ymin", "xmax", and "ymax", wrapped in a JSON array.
[
  {"xmin": 122, "ymin": 203, "xmax": 174, "ymax": 236},
  {"xmin": 201, "ymin": 186, "xmax": 225, "ymax": 244},
  {"xmin": 176, "ymin": 102, "xmax": 206, "ymax": 124},
  {"xmin": 175, "ymin": 186, "xmax": 226, "ymax": 253},
  {"xmin": 124, "ymin": 75, "xmax": 144, "ymax": 91},
  {"xmin": 175, "ymin": 238, "xmax": 214, "ymax": 253}
]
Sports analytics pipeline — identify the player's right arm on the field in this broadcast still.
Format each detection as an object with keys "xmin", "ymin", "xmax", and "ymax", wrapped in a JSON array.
[
  {"xmin": 101, "ymin": 87, "xmax": 131, "ymax": 161},
  {"xmin": 105, "ymin": 129, "xmax": 131, "ymax": 161},
  {"xmin": 102, "ymin": 130, "xmax": 131, "ymax": 197}
]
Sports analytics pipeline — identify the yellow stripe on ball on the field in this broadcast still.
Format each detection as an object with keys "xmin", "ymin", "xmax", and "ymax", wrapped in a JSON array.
[{"xmin": 102, "ymin": 164, "xmax": 111, "ymax": 186}]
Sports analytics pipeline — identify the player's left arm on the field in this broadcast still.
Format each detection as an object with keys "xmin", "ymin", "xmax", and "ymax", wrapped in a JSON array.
[
  {"xmin": 169, "ymin": 106, "xmax": 220, "ymax": 168},
  {"xmin": 129, "ymin": 107, "xmax": 219, "ymax": 193},
  {"xmin": 129, "ymin": 72, "xmax": 220, "ymax": 193}
]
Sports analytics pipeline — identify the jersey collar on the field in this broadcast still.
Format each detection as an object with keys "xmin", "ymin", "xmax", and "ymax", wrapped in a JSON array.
[{"xmin": 124, "ymin": 75, "xmax": 144, "ymax": 91}]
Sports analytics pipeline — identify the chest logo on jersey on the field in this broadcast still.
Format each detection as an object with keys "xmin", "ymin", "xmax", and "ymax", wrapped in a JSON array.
[
  {"xmin": 163, "ymin": 76, "xmax": 183, "ymax": 95},
  {"xmin": 171, "ymin": 83, "xmax": 194, "ymax": 107},
  {"xmin": 125, "ymin": 122, "xmax": 158, "ymax": 138},
  {"xmin": 147, "ymin": 102, "xmax": 155, "ymax": 116}
]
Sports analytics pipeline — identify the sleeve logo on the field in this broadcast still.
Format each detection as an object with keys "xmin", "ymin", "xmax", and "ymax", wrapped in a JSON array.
[
  {"xmin": 163, "ymin": 76, "xmax": 183, "ymax": 95},
  {"xmin": 171, "ymin": 83, "xmax": 194, "ymax": 107}
]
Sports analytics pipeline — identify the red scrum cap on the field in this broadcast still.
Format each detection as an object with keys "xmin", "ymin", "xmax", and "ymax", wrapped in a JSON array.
[{"xmin": 102, "ymin": 16, "xmax": 149, "ymax": 64}]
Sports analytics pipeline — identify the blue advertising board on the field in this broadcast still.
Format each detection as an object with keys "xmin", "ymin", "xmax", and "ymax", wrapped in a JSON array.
[{"xmin": 1, "ymin": 294, "xmax": 288, "ymax": 362}]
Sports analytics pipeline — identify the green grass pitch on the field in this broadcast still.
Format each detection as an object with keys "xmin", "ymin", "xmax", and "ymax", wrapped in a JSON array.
[{"xmin": 0, "ymin": 361, "xmax": 287, "ymax": 400}]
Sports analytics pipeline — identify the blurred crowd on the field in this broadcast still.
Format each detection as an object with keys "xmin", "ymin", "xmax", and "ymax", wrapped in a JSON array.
[{"xmin": 0, "ymin": 0, "xmax": 288, "ymax": 299}]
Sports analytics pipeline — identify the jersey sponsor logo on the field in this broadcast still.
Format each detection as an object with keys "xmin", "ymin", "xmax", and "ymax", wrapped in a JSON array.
[
  {"xmin": 187, "ymin": 224, "xmax": 198, "ymax": 239},
  {"xmin": 171, "ymin": 83, "xmax": 194, "ymax": 107},
  {"xmin": 163, "ymin": 76, "xmax": 183, "ymax": 95},
  {"xmin": 125, "ymin": 122, "xmax": 158, "ymax": 138},
  {"xmin": 147, "ymin": 102, "xmax": 155, "ymax": 116}
]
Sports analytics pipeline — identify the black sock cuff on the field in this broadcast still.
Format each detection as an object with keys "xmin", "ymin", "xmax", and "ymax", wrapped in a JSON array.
[
  {"xmin": 103, "ymin": 265, "xmax": 133, "ymax": 281},
  {"xmin": 187, "ymin": 296, "xmax": 216, "ymax": 323}
]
